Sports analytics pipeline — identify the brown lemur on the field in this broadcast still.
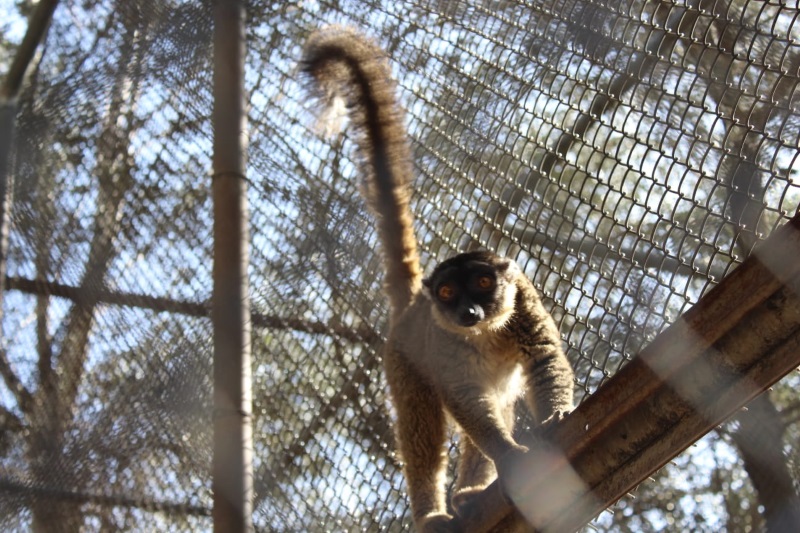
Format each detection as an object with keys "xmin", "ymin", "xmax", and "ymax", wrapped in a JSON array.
[{"xmin": 302, "ymin": 26, "xmax": 574, "ymax": 531}]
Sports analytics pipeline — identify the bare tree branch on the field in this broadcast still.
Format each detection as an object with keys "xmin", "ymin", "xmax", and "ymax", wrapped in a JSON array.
[{"xmin": 5, "ymin": 275, "xmax": 381, "ymax": 345}]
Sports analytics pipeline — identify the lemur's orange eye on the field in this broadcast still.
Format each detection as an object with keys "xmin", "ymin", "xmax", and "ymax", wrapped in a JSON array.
[
  {"xmin": 437, "ymin": 284, "xmax": 456, "ymax": 302},
  {"xmin": 476, "ymin": 275, "xmax": 495, "ymax": 290}
]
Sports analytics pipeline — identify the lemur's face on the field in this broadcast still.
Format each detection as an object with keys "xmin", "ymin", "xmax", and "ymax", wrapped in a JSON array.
[{"xmin": 424, "ymin": 251, "xmax": 517, "ymax": 332}]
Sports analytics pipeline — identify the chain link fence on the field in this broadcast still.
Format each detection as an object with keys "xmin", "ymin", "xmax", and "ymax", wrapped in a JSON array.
[{"xmin": 1, "ymin": 0, "xmax": 799, "ymax": 531}]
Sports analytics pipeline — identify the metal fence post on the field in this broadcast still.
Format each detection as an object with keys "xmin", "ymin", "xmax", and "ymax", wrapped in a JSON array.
[{"xmin": 212, "ymin": 0, "xmax": 253, "ymax": 531}]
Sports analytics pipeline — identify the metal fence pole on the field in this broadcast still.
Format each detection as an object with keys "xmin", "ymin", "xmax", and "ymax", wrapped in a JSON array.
[{"xmin": 211, "ymin": 0, "xmax": 253, "ymax": 531}]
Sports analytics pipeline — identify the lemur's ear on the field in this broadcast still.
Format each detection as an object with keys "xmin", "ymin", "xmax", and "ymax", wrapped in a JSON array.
[{"xmin": 494, "ymin": 257, "xmax": 512, "ymax": 273}]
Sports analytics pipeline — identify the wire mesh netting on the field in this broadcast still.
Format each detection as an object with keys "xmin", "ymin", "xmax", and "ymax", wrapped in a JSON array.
[{"xmin": 1, "ymin": 0, "xmax": 799, "ymax": 531}]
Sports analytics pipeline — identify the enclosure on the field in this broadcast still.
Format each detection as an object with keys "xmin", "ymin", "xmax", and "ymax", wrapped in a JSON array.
[{"xmin": 1, "ymin": 0, "xmax": 800, "ymax": 531}]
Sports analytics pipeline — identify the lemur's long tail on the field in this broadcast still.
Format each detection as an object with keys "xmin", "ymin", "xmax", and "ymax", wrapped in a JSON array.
[{"xmin": 303, "ymin": 26, "xmax": 422, "ymax": 316}]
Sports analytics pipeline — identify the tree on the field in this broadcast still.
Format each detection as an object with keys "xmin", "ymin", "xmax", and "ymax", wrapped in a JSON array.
[
  {"xmin": 2, "ymin": 2, "xmax": 216, "ymax": 530},
  {"xmin": 732, "ymin": 392, "xmax": 800, "ymax": 531}
]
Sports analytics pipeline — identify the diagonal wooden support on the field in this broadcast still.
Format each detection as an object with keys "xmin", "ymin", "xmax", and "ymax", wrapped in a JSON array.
[{"xmin": 456, "ymin": 213, "xmax": 800, "ymax": 532}]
